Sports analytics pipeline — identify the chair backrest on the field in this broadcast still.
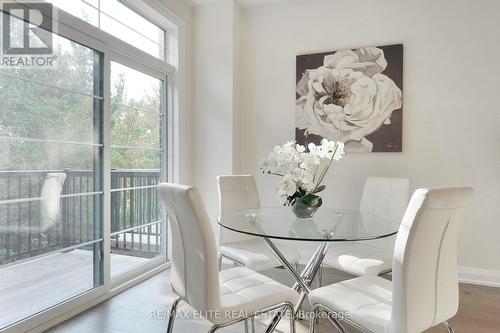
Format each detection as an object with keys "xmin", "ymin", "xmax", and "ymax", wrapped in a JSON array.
[
  {"xmin": 40, "ymin": 172, "xmax": 67, "ymax": 231},
  {"xmin": 360, "ymin": 177, "xmax": 411, "ymax": 224},
  {"xmin": 157, "ymin": 183, "xmax": 221, "ymax": 312},
  {"xmin": 390, "ymin": 187, "xmax": 473, "ymax": 333},
  {"xmin": 359, "ymin": 177, "xmax": 410, "ymax": 249},
  {"xmin": 217, "ymin": 175, "xmax": 261, "ymax": 245}
]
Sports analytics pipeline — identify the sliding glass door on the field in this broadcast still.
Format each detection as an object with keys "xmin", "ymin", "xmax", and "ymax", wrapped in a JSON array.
[
  {"xmin": 109, "ymin": 62, "xmax": 166, "ymax": 278},
  {"xmin": 0, "ymin": 17, "xmax": 104, "ymax": 328},
  {"xmin": 0, "ymin": 0, "xmax": 172, "ymax": 330}
]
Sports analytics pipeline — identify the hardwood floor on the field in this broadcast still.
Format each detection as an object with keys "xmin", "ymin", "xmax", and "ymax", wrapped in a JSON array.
[{"xmin": 47, "ymin": 264, "xmax": 500, "ymax": 333}]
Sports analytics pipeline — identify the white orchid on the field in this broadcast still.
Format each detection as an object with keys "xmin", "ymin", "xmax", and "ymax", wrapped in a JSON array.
[
  {"xmin": 260, "ymin": 139, "xmax": 344, "ymax": 206},
  {"xmin": 278, "ymin": 176, "xmax": 297, "ymax": 199},
  {"xmin": 300, "ymin": 153, "xmax": 320, "ymax": 171}
]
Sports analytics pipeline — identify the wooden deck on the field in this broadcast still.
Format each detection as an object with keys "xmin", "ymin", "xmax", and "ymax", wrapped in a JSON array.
[{"xmin": 0, "ymin": 250, "xmax": 149, "ymax": 329}]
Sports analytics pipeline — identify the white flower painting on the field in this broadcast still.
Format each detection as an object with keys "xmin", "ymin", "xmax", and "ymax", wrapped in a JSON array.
[{"xmin": 296, "ymin": 44, "xmax": 403, "ymax": 152}]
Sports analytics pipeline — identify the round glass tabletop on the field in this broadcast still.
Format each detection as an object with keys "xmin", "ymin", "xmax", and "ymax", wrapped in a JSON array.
[{"xmin": 218, "ymin": 207, "xmax": 399, "ymax": 242}]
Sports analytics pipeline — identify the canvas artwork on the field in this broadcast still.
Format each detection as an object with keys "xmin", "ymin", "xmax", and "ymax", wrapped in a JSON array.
[{"xmin": 295, "ymin": 44, "xmax": 403, "ymax": 152}]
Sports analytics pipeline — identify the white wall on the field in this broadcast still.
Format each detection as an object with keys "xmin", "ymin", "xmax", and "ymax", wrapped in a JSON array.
[
  {"xmin": 192, "ymin": 0, "xmax": 240, "ymax": 225},
  {"xmin": 237, "ymin": 0, "xmax": 500, "ymax": 272},
  {"xmin": 154, "ymin": 0, "xmax": 193, "ymax": 185}
]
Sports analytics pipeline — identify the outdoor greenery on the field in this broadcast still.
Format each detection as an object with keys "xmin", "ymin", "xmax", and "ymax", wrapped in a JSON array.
[
  {"xmin": 110, "ymin": 67, "xmax": 161, "ymax": 170},
  {"xmin": 0, "ymin": 33, "xmax": 162, "ymax": 172},
  {"xmin": 0, "ymin": 30, "xmax": 163, "ymax": 264}
]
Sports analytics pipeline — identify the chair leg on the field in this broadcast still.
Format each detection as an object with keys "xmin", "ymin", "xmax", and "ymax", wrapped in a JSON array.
[
  {"xmin": 244, "ymin": 319, "xmax": 249, "ymax": 333},
  {"xmin": 316, "ymin": 264, "xmax": 323, "ymax": 288},
  {"xmin": 309, "ymin": 308, "xmax": 319, "ymax": 333},
  {"xmin": 166, "ymin": 297, "xmax": 182, "ymax": 333},
  {"xmin": 443, "ymin": 321, "xmax": 455, "ymax": 333},
  {"xmin": 378, "ymin": 268, "xmax": 393, "ymax": 277},
  {"xmin": 289, "ymin": 306, "xmax": 296, "ymax": 333},
  {"xmin": 327, "ymin": 313, "xmax": 347, "ymax": 333},
  {"xmin": 218, "ymin": 254, "xmax": 223, "ymax": 271},
  {"xmin": 250, "ymin": 317, "xmax": 256, "ymax": 333},
  {"xmin": 208, "ymin": 325, "xmax": 219, "ymax": 333}
]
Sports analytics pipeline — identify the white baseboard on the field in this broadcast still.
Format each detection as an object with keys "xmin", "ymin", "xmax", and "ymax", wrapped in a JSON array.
[{"xmin": 458, "ymin": 266, "xmax": 500, "ymax": 287}]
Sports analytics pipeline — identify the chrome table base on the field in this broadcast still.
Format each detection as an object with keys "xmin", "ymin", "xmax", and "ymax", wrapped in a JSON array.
[{"xmin": 259, "ymin": 236, "xmax": 331, "ymax": 333}]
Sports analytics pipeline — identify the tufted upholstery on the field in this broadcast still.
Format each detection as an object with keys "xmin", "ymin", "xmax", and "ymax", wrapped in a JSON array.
[
  {"xmin": 157, "ymin": 183, "xmax": 298, "ymax": 325},
  {"xmin": 309, "ymin": 275, "xmax": 392, "ymax": 332},
  {"xmin": 391, "ymin": 187, "xmax": 473, "ymax": 333},
  {"xmin": 219, "ymin": 239, "xmax": 301, "ymax": 271},
  {"xmin": 158, "ymin": 183, "xmax": 221, "ymax": 312},
  {"xmin": 217, "ymin": 175, "xmax": 260, "ymax": 244},
  {"xmin": 322, "ymin": 243, "xmax": 393, "ymax": 276},
  {"xmin": 217, "ymin": 267, "xmax": 298, "ymax": 324},
  {"xmin": 323, "ymin": 177, "xmax": 410, "ymax": 276},
  {"xmin": 217, "ymin": 175, "xmax": 300, "ymax": 270},
  {"xmin": 360, "ymin": 177, "xmax": 411, "ymax": 224},
  {"xmin": 309, "ymin": 187, "xmax": 473, "ymax": 333}
]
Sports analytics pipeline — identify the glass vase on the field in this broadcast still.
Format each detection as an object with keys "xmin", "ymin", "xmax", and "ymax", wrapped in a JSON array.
[{"xmin": 291, "ymin": 198, "xmax": 319, "ymax": 219}]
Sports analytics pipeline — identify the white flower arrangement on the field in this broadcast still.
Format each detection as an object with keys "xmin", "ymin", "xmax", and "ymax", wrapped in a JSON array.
[{"xmin": 260, "ymin": 139, "xmax": 345, "ymax": 207}]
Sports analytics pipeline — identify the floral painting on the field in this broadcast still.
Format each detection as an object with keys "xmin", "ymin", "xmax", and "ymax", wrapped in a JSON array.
[{"xmin": 296, "ymin": 44, "xmax": 403, "ymax": 152}]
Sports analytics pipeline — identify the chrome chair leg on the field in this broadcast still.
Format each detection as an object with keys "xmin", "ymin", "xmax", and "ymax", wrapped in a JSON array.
[
  {"xmin": 250, "ymin": 317, "xmax": 255, "ymax": 333},
  {"xmin": 443, "ymin": 321, "xmax": 456, "ymax": 333},
  {"xmin": 206, "ymin": 302, "xmax": 294, "ymax": 333},
  {"xmin": 378, "ymin": 268, "xmax": 392, "ymax": 277},
  {"xmin": 166, "ymin": 297, "xmax": 182, "ymax": 333},
  {"xmin": 311, "ymin": 304, "xmax": 349, "ymax": 333},
  {"xmin": 208, "ymin": 325, "xmax": 219, "ymax": 333},
  {"xmin": 244, "ymin": 319, "xmax": 249, "ymax": 333},
  {"xmin": 316, "ymin": 264, "xmax": 323, "ymax": 288},
  {"xmin": 218, "ymin": 254, "xmax": 223, "ymax": 271},
  {"xmin": 290, "ymin": 313, "xmax": 296, "ymax": 333},
  {"xmin": 328, "ymin": 315, "xmax": 347, "ymax": 333},
  {"xmin": 309, "ymin": 308, "xmax": 319, "ymax": 333}
]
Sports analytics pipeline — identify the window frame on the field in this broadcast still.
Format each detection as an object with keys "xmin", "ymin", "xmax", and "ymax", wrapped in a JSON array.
[{"xmin": 1, "ymin": 1, "xmax": 180, "ymax": 332}]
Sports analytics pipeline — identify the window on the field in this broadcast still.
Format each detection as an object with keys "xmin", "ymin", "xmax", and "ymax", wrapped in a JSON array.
[
  {"xmin": 0, "ymin": 12, "xmax": 104, "ymax": 328},
  {"xmin": 109, "ymin": 62, "xmax": 165, "ymax": 276},
  {"xmin": 0, "ymin": 0, "xmax": 175, "ymax": 331},
  {"xmin": 46, "ymin": 0, "xmax": 166, "ymax": 59}
]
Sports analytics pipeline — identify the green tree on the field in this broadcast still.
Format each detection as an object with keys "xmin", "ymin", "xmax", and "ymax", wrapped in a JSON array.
[{"xmin": 0, "ymin": 35, "xmax": 162, "ymax": 171}]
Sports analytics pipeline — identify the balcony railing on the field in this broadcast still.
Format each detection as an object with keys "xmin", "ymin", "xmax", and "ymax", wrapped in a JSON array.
[{"xmin": 0, "ymin": 169, "xmax": 162, "ymax": 265}]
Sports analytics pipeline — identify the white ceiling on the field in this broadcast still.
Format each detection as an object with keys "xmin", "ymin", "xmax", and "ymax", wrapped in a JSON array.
[{"xmin": 188, "ymin": 0, "xmax": 290, "ymax": 8}]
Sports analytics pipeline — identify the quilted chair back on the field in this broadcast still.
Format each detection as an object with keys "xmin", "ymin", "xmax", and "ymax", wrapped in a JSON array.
[
  {"xmin": 217, "ymin": 175, "xmax": 261, "ymax": 244},
  {"xmin": 360, "ymin": 177, "xmax": 411, "ymax": 229},
  {"xmin": 360, "ymin": 177, "xmax": 410, "ymax": 249},
  {"xmin": 157, "ymin": 183, "xmax": 221, "ymax": 312},
  {"xmin": 390, "ymin": 187, "xmax": 473, "ymax": 333}
]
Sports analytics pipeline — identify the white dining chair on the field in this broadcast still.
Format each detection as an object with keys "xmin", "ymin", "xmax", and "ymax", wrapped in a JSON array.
[
  {"xmin": 308, "ymin": 186, "xmax": 473, "ymax": 333},
  {"xmin": 40, "ymin": 172, "xmax": 67, "ymax": 231},
  {"xmin": 157, "ymin": 183, "xmax": 298, "ymax": 333},
  {"xmin": 321, "ymin": 177, "xmax": 410, "ymax": 278},
  {"xmin": 217, "ymin": 175, "xmax": 300, "ymax": 271}
]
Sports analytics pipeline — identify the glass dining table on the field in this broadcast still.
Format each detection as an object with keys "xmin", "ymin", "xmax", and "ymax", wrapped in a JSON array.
[{"xmin": 218, "ymin": 207, "xmax": 399, "ymax": 333}]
